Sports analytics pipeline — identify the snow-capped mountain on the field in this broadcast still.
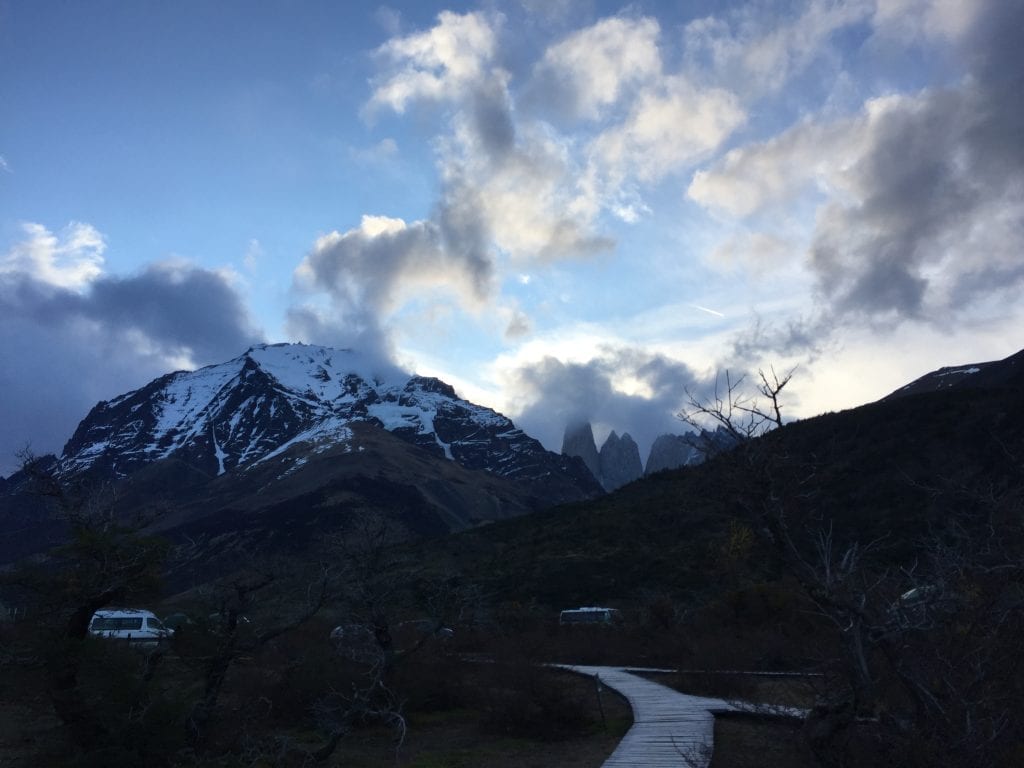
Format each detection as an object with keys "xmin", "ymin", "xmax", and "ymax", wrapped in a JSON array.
[{"xmin": 58, "ymin": 343, "xmax": 600, "ymax": 502}]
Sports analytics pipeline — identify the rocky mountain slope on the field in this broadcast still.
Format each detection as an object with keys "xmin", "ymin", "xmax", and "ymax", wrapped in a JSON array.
[
  {"xmin": 644, "ymin": 433, "xmax": 702, "ymax": 475},
  {"xmin": 598, "ymin": 431, "xmax": 643, "ymax": 491}
]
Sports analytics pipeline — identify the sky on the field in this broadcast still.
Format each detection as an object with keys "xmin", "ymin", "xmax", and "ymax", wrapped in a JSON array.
[{"xmin": 1, "ymin": 0, "xmax": 1022, "ymax": 476}]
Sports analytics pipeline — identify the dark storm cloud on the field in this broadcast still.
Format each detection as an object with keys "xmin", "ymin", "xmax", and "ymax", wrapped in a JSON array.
[
  {"xmin": 810, "ymin": 2, "xmax": 1024, "ymax": 320},
  {"xmin": 86, "ymin": 264, "xmax": 262, "ymax": 362},
  {"xmin": 510, "ymin": 349, "xmax": 705, "ymax": 461},
  {"xmin": 0, "ymin": 265, "xmax": 262, "ymax": 475}
]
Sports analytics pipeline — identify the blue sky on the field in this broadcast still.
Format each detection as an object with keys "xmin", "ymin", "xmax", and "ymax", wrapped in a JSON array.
[{"xmin": 2, "ymin": 0, "xmax": 1022, "ymax": 474}]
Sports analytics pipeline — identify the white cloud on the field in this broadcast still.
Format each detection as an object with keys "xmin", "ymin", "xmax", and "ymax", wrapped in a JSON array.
[
  {"xmin": 367, "ymin": 10, "xmax": 499, "ymax": 114},
  {"xmin": 0, "ymin": 155, "xmax": 10, "ymax": 173},
  {"xmin": 0, "ymin": 221, "xmax": 106, "ymax": 291},
  {"xmin": 683, "ymin": 0, "xmax": 872, "ymax": 97},
  {"xmin": 591, "ymin": 76, "xmax": 745, "ymax": 184},
  {"xmin": 687, "ymin": 111, "xmax": 868, "ymax": 217},
  {"xmin": 577, "ymin": 76, "xmax": 745, "ymax": 220},
  {"xmin": 873, "ymin": 0, "xmax": 980, "ymax": 43},
  {"xmin": 449, "ymin": 123, "xmax": 614, "ymax": 262},
  {"xmin": 531, "ymin": 16, "xmax": 662, "ymax": 120},
  {"xmin": 347, "ymin": 1, "xmax": 1023, "ymax": 444}
]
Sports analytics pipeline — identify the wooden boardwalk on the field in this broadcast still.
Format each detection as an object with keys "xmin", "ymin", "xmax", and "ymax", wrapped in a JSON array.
[{"xmin": 560, "ymin": 665, "xmax": 738, "ymax": 768}]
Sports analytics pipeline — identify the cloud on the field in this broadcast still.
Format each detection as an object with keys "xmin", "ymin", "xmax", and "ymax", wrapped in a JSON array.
[
  {"xmin": 873, "ymin": 0, "xmax": 980, "ymax": 43},
  {"xmin": 85, "ymin": 261, "xmax": 263, "ymax": 363},
  {"xmin": 811, "ymin": 0, "xmax": 1024, "ymax": 320},
  {"xmin": 528, "ymin": 16, "xmax": 662, "ymax": 120},
  {"xmin": 689, "ymin": 2, "xmax": 1024, "ymax": 325},
  {"xmin": 0, "ymin": 223, "xmax": 264, "ymax": 475},
  {"xmin": 367, "ymin": 11, "xmax": 621, "ymax": 271},
  {"xmin": 366, "ymin": 10, "xmax": 499, "ymax": 114},
  {"xmin": 0, "ymin": 221, "xmax": 105, "ymax": 290},
  {"xmin": 683, "ymin": 0, "xmax": 873, "ymax": 97},
  {"xmin": 289, "ymin": 214, "xmax": 493, "ymax": 356},
  {"xmin": 507, "ymin": 347, "xmax": 707, "ymax": 460},
  {"xmin": 687, "ymin": 116, "xmax": 865, "ymax": 217},
  {"xmin": 586, "ymin": 75, "xmax": 745, "ymax": 195},
  {"xmin": 503, "ymin": 307, "xmax": 532, "ymax": 340},
  {"xmin": 312, "ymin": 11, "xmax": 628, "ymax": 364},
  {"xmin": 0, "ymin": 155, "xmax": 10, "ymax": 173}
]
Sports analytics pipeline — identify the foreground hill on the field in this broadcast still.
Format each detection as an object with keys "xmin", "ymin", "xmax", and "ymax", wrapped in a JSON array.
[{"xmin": 410, "ymin": 346, "xmax": 1024, "ymax": 606}]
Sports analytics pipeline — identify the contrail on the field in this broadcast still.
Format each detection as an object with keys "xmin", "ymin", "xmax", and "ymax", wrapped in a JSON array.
[{"xmin": 691, "ymin": 304, "xmax": 724, "ymax": 318}]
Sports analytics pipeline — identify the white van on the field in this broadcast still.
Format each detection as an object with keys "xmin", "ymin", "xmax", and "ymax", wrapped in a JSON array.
[{"xmin": 89, "ymin": 608, "xmax": 171, "ymax": 644}]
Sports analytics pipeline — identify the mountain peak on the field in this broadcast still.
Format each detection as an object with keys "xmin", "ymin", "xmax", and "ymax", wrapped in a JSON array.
[
  {"xmin": 598, "ymin": 431, "xmax": 642, "ymax": 491},
  {"xmin": 884, "ymin": 347, "xmax": 1024, "ymax": 400},
  {"xmin": 561, "ymin": 421, "xmax": 600, "ymax": 481},
  {"xmin": 55, "ymin": 343, "xmax": 601, "ymax": 504}
]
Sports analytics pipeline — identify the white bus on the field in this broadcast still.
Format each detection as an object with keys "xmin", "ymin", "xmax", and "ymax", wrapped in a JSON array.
[{"xmin": 558, "ymin": 606, "xmax": 623, "ymax": 626}]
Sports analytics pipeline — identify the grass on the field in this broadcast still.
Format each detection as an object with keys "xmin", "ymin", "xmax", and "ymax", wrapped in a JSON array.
[
  {"xmin": 318, "ymin": 669, "xmax": 632, "ymax": 767},
  {"xmin": 710, "ymin": 713, "xmax": 817, "ymax": 768},
  {"xmin": 0, "ymin": 651, "xmax": 632, "ymax": 768}
]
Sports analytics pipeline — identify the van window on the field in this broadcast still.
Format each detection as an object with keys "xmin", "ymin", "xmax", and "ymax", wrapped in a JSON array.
[
  {"xmin": 92, "ymin": 617, "xmax": 144, "ymax": 631},
  {"xmin": 146, "ymin": 617, "xmax": 165, "ymax": 630}
]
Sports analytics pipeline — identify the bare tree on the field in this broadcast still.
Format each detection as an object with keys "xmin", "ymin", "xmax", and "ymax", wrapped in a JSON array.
[
  {"xmin": 302, "ymin": 510, "xmax": 483, "ymax": 764},
  {"xmin": 677, "ymin": 367, "xmax": 794, "ymax": 463},
  {"xmin": 182, "ymin": 560, "xmax": 329, "ymax": 751}
]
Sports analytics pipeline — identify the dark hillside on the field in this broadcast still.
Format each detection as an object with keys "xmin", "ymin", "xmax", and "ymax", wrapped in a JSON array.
[
  {"xmin": 416, "ymin": 371, "xmax": 1024, "ymax": 606},
  {"xmin": 404, "ymin": 365, "xmax": 1024, "ymax": 764}
]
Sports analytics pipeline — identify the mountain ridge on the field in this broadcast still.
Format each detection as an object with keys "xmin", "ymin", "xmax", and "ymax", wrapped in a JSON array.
[
  {"xmin": 55, "ymin": 342, "xmax": 600, "ymax": 503},
  {"xmin": 0, "ymin": 343, "xmax": 601, "ymax": 569}
]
